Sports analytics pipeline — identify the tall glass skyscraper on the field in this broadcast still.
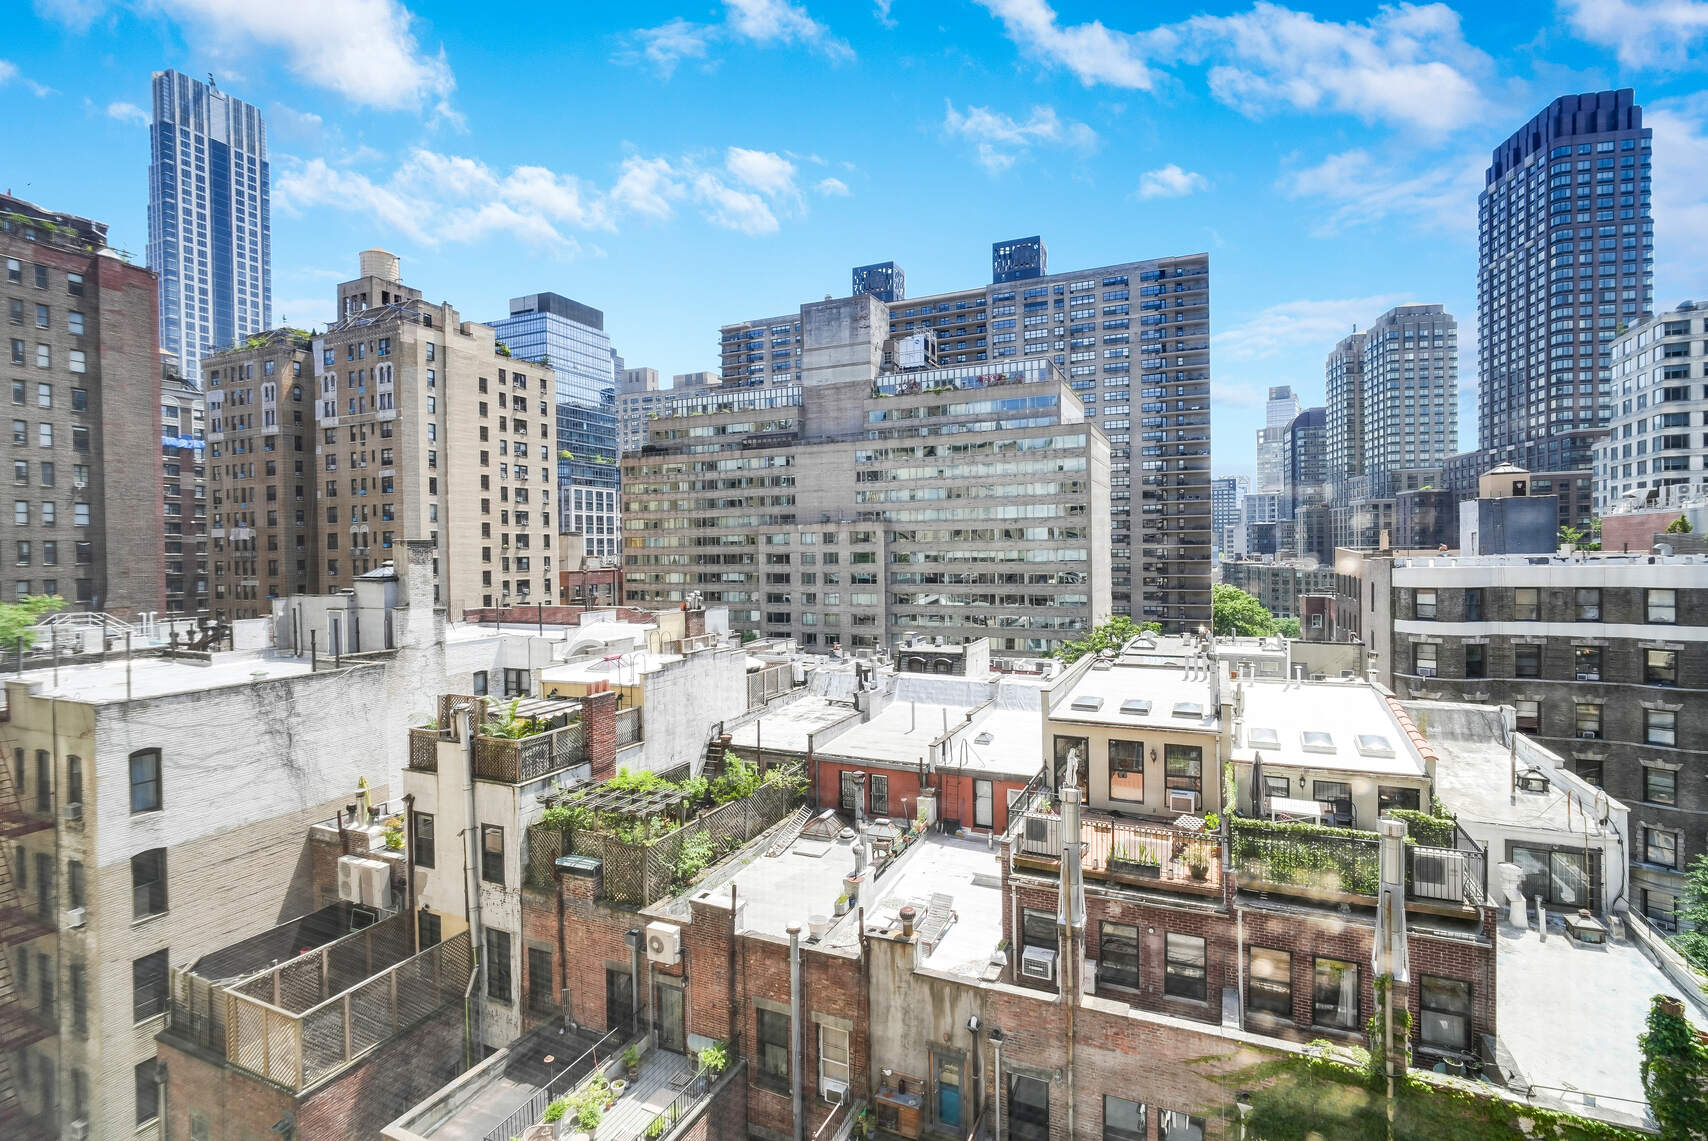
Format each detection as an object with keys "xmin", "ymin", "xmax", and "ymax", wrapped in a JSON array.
[
  {"xmin": 489, "ymin": 293, "xmax": 621, "ymax": 557},
  {"xmin": 148, "ymin": 70, "xmax": 271, "ymax": 379}
]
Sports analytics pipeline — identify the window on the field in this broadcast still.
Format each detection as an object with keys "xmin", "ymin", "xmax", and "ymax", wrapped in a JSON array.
[
  {"xmin": 1021, "ymin": 907, "xmax": 1055, "ymax": 953},
  {"xmin": 1099, "ymin": 921, "xmax": 1140, "ymax": 989},
  {"xmin": 1514, "ymin": 644, "xmax": 1542, "ymax": 678},
  {"xmin": 1414, "ymin": 588, "xmax": 1436, "ymax": 619},
  {"xmin": 1515, "ymin": 700, "xmax": 1540, "ymax": 734},
  {"xmin": 527, "ymin": 945, "xmax": 555, "ymax": 1014},
  {"xmin": 136, "ymin": 1059, "xmax": 160, "ymax": 1125},
  {"xmin": 1645, "ymin": 768, "xmax": 1677, "ymax": 806},
  {"xmin": 1108, "ymin": 739, "xmax": 1143, "ymax": 802},
  {"xmin": 1647, "ymin": 709, "xmax": 1677, "ymax": 747},
  {"xmin": 1009, "ymin": 1074, "xmax": 1050, "ymax": 1141},
  {"xmin": 485, "ymin": 927, "xmax": 512, "ymax": 1002},
  {"xmin": 758, "ymin": 1007, "xmax": 791, "ymax": 1085},
  {"xmin": 503, "ymin": 667, "xmax": 529, "ymax": 697},
  {"xmin": 129, "ymin": 748, "xmax": 161, "ymax": 813},
  {"xmin": 414, "ymin": 812, "xmax": 435, "ymax": 867},
  {"xmin": 1313, "ymin": 957, "xmax": 1360, "ymax": 1030},
  {"xmin": 1414, "ymin": 643, "xmax": 1437, "ymax": 674},
  {"xmin": 1513, "ymin": 588, "xmax": 1540, "ymax": 621},
  {"xmin": 1158, "ymin": 1110, "xmax": 1206, "ymax": 1141},
  {"xmin": 66, "ymin": 754, "xmax": 80, "ymax": 804},
  {"xmin": 1164, "ymin": 933, "xmax": 1207, "ymax": 1001},
  {"xmin": 1648, "ymin": 589, "xmax": 1677, "ymax": 624},
  {"xmin": 132, "ymin": 848, "xmax": 166, "ymax": 917},
  {"xmin": 1464, "ymin": 644, "xmax": 1485, "ymax": 678},
  {"xmin": 481, "ymin": 824, "xmax": 504, "ymax": 884},
  {"xmin": 472, "ymin": 669, "xmax": 489, "ymax": 696},
  {"xmin": 70, "ymin": 962, "xmax": 87, "ymax": 1036},
  {"xmin": 1575, "ymin": 645, "xmax": 1602, "ymax": 680},
  {"xmin": 1419, "ymin": 976, "xmax": 1472, "ymax": 1052},
  {"xmin": 1164, "ymin": 744, "xmax": 1202, "ymax": 791},
  {"xmin": 418, "ymin": 909, "xmax": 442, "ymax": 949},
  {"xmin": 1647, "ymin": 827, "xmax": 1679, "ymax": 868},
  {"xmin": 1575, "ymin": 588, "xmax": 1601, "ymax": 620},
  {"xmin": 1646, "ymin": 649, "xmax": 1677, "ymax": 686},
  {"xmin": 820, "ymin": 1023, "xmax": 851, "ymax": 1099},
  {"xmin": 133, "ymin": 948, "xmax": 168, "ymax": 1021},
  {"xmin": 1575, "ymin": 703, "xmax": 1602, "ymax": 739},
  {"xmin": 1103, "ymin": 1096, "xmax": 1145, "ymax": 1141},
  {"xmin": 1248, "ymin": 947, "xmax": 1292, "ymax": 1018}
]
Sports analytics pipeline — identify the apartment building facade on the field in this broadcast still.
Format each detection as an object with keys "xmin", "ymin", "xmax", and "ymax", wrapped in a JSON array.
[
  {"xmin": 202, "ymin": 329, "xmax": 314, "ymax": 618},
  {"xmin": 627, "ymin": 295, "xmax": 1111, "ymax": 658},
  {"xmin": 719, "ymin": 242, "xmax": 1211, "ymax": 631},
  {"xmin": 160, "ymin": 369, "xmax": 207, "ymax": 614},
  {"xmin": 1360, "ymin": 304, "xmax": 1459, "ymax": 497},
  {"xmin": 1595, "ymin": 301, "xmax": 1708, "ymax": 513},
  {"xmin": 1351, "ymin": 550, "xmax": 1705, "ymax": 925},
  {"xmin": 1326, "ymin": 330, "xmax": 1368, "ymax": 502},
  {"xmin": 2, "ymin": 194, "xmax": 165, "ymax": 618}
]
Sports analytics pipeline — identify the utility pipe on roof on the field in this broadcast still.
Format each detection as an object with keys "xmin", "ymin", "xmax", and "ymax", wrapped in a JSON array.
[{"xmin": 789, "ymin": 921, "xmax": 805, "ymax": 1141}]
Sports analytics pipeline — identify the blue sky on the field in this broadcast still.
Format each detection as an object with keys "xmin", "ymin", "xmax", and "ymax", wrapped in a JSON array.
[{"xmin": 4, "ymin": 0, "xmax": 1707, "ymax": 481}]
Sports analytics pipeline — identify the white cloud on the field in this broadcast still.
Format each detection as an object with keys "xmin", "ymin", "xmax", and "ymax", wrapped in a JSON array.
[
  {"xmin": 1648, "ymin": 93, "xmax": 1708, "ymax": 298},
  {"xmin": 270, "ymin": 295, "xmax": 337, "ymax": 330},
  {"xmin": 874, "ymin": 0, "xmax": 895, "ymax": 29},
  {"xmin": 277, "ymin": 143, "xmax": 820, "ymax": 248},
  {"xmin": 620, "ymin": 0, "xmax": 851, "ymax": 75},
  {"xmin": 942, "ymin": 100, "xmax": 1097, "ymax": 173},
  {"xmin": 1277, "ymin": 147, "xmax": 1484, "ymax": 237},
  {"xmin": 1213, "ymin": 293, "xmax": 1413, "ymax": 361},
  {"xmin": 105, "ymin": 100, "xmax": 148, "ymax": 125},
  {"xmin": 1559, "ymin": 0, "xmax": 1708, "ymax": 69},
  {"xmin": 974, "ymin": 0, "xmax": 1155, "ymax": 88},
  {"xmin": 0, "ymin": 60, "xmax": 55, "ymax": 97},
  {"xmin": 1137, "ymin": 164, "xmax": 1208, "ymax": 199},
  {"xmin": 40, "ymin": 0, "xmax": 455, "ymax": 114},
  {"xmin": 974, "ymin": 1, "xmax": 1491, "ymax": 132},
  {"xmin": 815, "ymin": 176, "xmax": 850, "ymax": 196}
]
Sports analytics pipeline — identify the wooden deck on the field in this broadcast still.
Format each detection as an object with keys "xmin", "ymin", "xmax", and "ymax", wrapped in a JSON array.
[
  {"xmin": 596, "ymin": 1049, "xmax": 705, "ymax": 1141},
  {"xmin": 1013, "ymin": 811, "xmax": 1223, "ymax": 898}
]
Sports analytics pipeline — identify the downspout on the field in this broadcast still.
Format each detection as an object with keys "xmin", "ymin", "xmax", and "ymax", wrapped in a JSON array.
[
  {"xmin": 991, "ymin": 1030, "xmax": 1004, "ymax": 1141},
  {"xmin": 858, "ymin": 905, "xmax": 872, "ymax": 1108},
  {"xmin": 789, "ymin": 921, "xmax": 804, "ymax": 1141},
  {"xmin": 728, "ymin": 884, "xmax": 740, "ymax": 1045},
  {"xmin": 457, "ymin": 703, "xmax": 485, "ymax": 1052},
  {"xmin": 404, "ymin": 792, "xmax": 418, "ymax": 953},
  {"xmin": 556, "ymin": 858, "xmax": 568, "ymax": 1023}
]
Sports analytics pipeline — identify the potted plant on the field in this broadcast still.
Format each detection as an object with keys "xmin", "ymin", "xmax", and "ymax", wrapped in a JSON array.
[
  {"xmin": 610, "ymin": 1078, "xmax": 628, "ymax": 1100},
  {"xmin": 1185, "ymin": 842, "xmax": 1212, "ymax": 881},
  {"xmin": 1110, "ymin": 842, "xmax": 1161, "ymax": 879},
  {"xmin": 834, "ymin": 893, "xmax": 850, "ymax": 917},
  {"xmin": 698, "ymin": 1040, "xmax": 728, "ymax": 1076},
  {"xmin": 575, "ymin": 1099, "xmax": 602, "ymax": 1139},
  {"xmin": 623, "ymin": 1044, "xmax": 641, "ymax": 1081}
]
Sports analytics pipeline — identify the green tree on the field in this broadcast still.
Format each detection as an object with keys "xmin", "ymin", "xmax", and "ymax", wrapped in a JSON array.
[
  {"xmin": 1276, "ymin": 616, "xmax": 1301, "ymax": 639},
  {"xmin": 0, "ymin": 595, "xmax": 64, "ymax": 651},
  {"xmin": 1640, "ymin": 994, "xmax": 1708, "ymax": 1140},
  {"xmin": 1667, "ymin": 515, "xmax": 1695, "ymax": 535},
  {"xmin": 1672, "ymin": 853, "xmax": 1708, "ymax": 972},
  {"xmin": 1211, "ymin": 583, "xmax": 1278, "ymax": 638},
  {"xmin": 1052, "ymin": 615, "xmax": 1159, "ymax": 663}
]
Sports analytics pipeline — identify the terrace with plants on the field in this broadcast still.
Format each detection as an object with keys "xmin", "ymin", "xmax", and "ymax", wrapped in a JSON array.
[
  {"xmin": 526, "ymin": 757, "xmax": 807, "ymax": 905},
  {"xmin": 408, "ymin": 694, "xmax": 589, "ymax": 785}
]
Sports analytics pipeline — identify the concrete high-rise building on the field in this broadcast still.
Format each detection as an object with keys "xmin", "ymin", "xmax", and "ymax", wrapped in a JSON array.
[
  {"xmin": 488, "ymin": 293, "xmax": 620, "ymax": 556},
  {"xmin": 147, "ymin": 70, "xmax": 271, "ymax": 380},
  {"xmin": 1466, "ymin": 90, "xmax": 1653, "ymax": 524},
  {"xmin": 1210, "ymin": 475, "xmax": 1248, "ymax": 555},
  {"xmin": 160, "ymin": 364, "xmax": 208, "ymax": 613},
  {"xmin": 1325, "ymin": 330, "xmax": 1368, "ymax": 502},
  {"xmin": 1360, "ymin": 305, "xmax": 1458, "ymax": 496},
  {"xmin": 721, "ymin": 242, "xmax": 1212, "ymax": 630},
  {"xmin": 852, "ymin": 260, "xmax": 905, "ymax": 302},
  {"xmin": 1254, "ymin": 385, "xmax": 1300, "ymax": 494},
  {"xmin": 617, "ymin": 367, "xmax": 719, "ymax": 455},
  {"xmin": 1284, "ymin": 406, "xmax": 1329, "ymax": 516},
  {"xmin": 626, "ymin": 294, "xmax": 1112, "ymax": 658},
  {"xmin": 1595, "ymin": 301, "xmax": 1708, "ymax": 513},
  {"xmin": 2, "ymin": 193, "xmax": 166, "ymax": 617}
]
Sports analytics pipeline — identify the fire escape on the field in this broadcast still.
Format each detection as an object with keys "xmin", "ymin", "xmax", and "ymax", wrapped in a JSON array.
[{"xmin": 0, "ymin": 754, "xmax": 57, "ymax": 1140}]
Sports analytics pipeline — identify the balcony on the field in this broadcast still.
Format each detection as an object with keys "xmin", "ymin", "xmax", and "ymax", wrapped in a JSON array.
[
  {"xmin": 408, "ymin": 695, "xmax": 588, "ymax": 784},
  {"xmin": 1231, "ymin": 819, "xmax": 1486, "ymax": 913},
  {"xmin": 1012, "ymin": 803, "xmax": 1223, "ymax": 899}
]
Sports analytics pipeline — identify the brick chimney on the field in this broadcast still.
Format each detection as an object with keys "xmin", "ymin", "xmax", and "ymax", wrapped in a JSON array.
[
  {"xmin": 582, "ymin": 689, "xmax": 618, "ymax": 780},
  {"xmin": 684, "ymin": 598, "xmax": 706, "ymax": 639}
]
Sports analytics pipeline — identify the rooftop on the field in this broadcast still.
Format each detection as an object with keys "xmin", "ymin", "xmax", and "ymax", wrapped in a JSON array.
[
  {"xmin": 678, "ymin": 824, "xmax": 861, "ymax": 939},
  {"xmin": 1232, "ymin": 678, "xmax": 1428, "ymax": 779},
  {"xmin": 4, "ymin": 647, "xmax": 325, "ymax": 706},
  {"xmin": 1049, "ymin": 660, "xmax": 1219, "ymax": 734},
  {"xmin": 729, "ymin": 695, "xmax": 860, "ymax": 755},
  {"xmin": 820, "ymin": 699, "xmax": 1044, "ymax": 777},
  {"xmin": 836, "ymin": 834, "xmax": 1006, "ymax": 977}
]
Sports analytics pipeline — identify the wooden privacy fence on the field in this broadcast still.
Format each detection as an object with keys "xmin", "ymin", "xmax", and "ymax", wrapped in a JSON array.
[{"xmin": 525, "ymin": 782, "xmax": 796, "ymax": 903}]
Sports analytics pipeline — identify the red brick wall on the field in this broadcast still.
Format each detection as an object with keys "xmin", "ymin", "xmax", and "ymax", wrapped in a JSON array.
[
  {"xmin": 814, "ymin": 759, "xmax": 1025, "ymax": 833},
  {"xmin": 582, "ymin": 689, "xmax": 619, "ymax": 780}
]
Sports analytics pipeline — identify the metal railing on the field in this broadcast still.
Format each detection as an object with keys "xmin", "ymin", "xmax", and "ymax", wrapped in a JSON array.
[
  {"xmin": 616, "ymin": 706, "xmax": 643, "ymax": 748},
  {"xmin": 480, "ymin": 1020, "xmax": 638, "ymax": 1141},
  {"xmin": 1232, "ymin": 820, "xmax": 1487, "ymax": 907},
  {"xmin": 1016, "ymin": 809, "xmax": 1223, "ymax": 890},
  {"xmin": 624, "ymin": 1059, "xmax": 744, "ymax": 1141},
  {"xmin": 474, "ymin": 723, "xmax": 586, "ymax": 783}
]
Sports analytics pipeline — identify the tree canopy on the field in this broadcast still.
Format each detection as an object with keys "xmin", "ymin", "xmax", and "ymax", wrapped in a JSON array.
[
  {"xmin": 1212, "ymin": 583, "xmax": 1278, "ymax": 638},
  {"xmin": 1052, "ymin": 615, "xmax": 1162, "ymax": 663},
  {"xmin": 1666, "ymin": 515, "xmax": 1694, "ymax": 535},
  {"xmin": 1640, "ymin": 994, "xmax": 1708, "ymax": 1140},
  {"xmin": 1671, "ymin": 853, "xmax": 1708, "ymax": 973},
  {"xmin": 0, "ymin": 595, "xmax": 63, "ymax": 651}
]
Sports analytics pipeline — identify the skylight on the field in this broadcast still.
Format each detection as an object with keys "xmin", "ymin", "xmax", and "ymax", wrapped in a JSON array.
[
  {"xmin": 1247, "ymin": 727, "xmax": 1280, "ymax": 749},
  {"xmin": 1301, "ymin": 731, "xmax": 1336, "ymax": 754},
  {"xmin": 974, "ymin": 732, "xmax": 994, "ymax": 746},
  {"xmin": 1119, "ymin": 698, "xmax": 1152, "ymax": 716},
  {"xmin": 1172, "ymin": 702, "xmax": 1204, "ymax": 719},
  {"xmin": 1071, "ymin": 695, "xmax": 1104, "ymax": 712},
  {"xmin": 1355, "ymin": 734, "xmax": 1394, "ymax": 758}
]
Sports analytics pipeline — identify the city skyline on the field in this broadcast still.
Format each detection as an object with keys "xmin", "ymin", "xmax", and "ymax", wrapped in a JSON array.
[{"xmin": 3, "ymin": 2, "xmax": 1707, "ymax": 480}]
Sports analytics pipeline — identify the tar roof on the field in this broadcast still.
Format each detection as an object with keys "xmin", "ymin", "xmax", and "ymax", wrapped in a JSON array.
[
  {"xmin": 1232, "ymin": 679, "xmax": 1428, "ymax": 778},
  {"xmin": 1048, "ymin": 662, "xmax": 1219, "ymax": 734}
]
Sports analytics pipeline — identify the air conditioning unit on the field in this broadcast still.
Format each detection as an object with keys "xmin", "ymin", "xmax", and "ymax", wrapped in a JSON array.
[
  {"xmin": 1579, "ymin": 730, "xmax": 1599, "ymax": 739},
  {"xmin": 61, "ymin": 802, "xmax": 82, "ymax": 822},
  {"xmin": 645, "ymin": 921, "xmax": 681, "ymax": 966},
  {"xmin": 68, "ymin": 1120, "xmax": 89, "ymax": 1141},
  {"xmin": 1020, "ymin": 945, "xmax": 1057, "ymax": 982},
  {"xmin": 1576, "ymin": 672, "xmax": 1599, "ymax": 681},
  {"xmin": 1082, "ymin": 957, "xmax": 1098, "ymax": 995},
  {"xmin": 62, "ymin": 907, "xmax": 85, "ymax": 929},
  {"xmin": 822, "ymin": 1076, "xmax": 849, "ymax": 1102},
  {"xmin": 1167, "ymin": 790, "xmax": 1200, "ymax": 814},
  {"xmin": 1417, "ymin": 666, "xmax": 1436, "ymax": 677},
  {"xmin": 337, "ymin": 855, "xmax": 391, "ymax": 907},
  {"xmin": 1410, "ymin": 848, "xmax": 1466, "ymax": 901}
]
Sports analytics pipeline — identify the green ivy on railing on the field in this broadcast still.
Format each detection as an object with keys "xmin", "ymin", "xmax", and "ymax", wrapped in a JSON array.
[
  {"xmin": 1232, "ymin": 818, "xmax": 1380, "ymax": 896},
  {"xmin": 1387, "ymin": 808, "xmax": 1457, "ymax": 848}
]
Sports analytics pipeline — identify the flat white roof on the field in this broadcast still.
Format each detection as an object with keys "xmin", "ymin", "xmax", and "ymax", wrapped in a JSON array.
[
  {"xmin": 6, "ymin": 649, "xmax": 322, "ymax": 705},
  {"xmin": 818, "ymin": 699, "xmax": 1044, "ymax": 777},
  {"xmin": 729, "ymin": 696, "xmax": 860, "ymax": 755},
  {"xmin": 541, "ymin": 650, "xmax": 685, "ymax": 684},
  {"xmin": 1049, "ymin": 662, "xmax": 1219, "ymax": 734},
  {"xmin": 1231, "ymin": 679, "xmax": 1428, "ymax": 779},
  {"xmin": 832, "ymin": 834, "xmax": 1005, "ymax": 978}
]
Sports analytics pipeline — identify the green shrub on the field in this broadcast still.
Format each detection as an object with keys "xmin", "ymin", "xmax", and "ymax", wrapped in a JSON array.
[
  {"xmin": 673, "ymin": 830, "xmax": 715, "ymax": 888},
  {"xmin": 1387, "ymin": 808, "xmax": 1456, "ymax": 848},
  {"xmin": 541, "ymin": 1097, "xmax": 570, "ymax": 1124},
  {"xmin": 698, "ymin": 1041, "xmax": 729, "ymax": 1074}
]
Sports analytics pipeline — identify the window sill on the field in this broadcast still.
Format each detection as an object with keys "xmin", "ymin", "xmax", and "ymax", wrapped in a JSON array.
[
  {"xmin": 132, "ymin": 910, "xmax": 168, "ymax": 929},
  {"xmin": 752, "ymin": 1075, "xmax": 792, "ymax": 1098}
]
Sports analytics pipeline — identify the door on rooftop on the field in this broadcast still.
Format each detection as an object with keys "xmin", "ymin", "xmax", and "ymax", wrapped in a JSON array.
[
  {"xmin": 932, "ymin": 1048, "xmax": 964, "ymax": 1130},
  {"xmin": 973, "ymin": 779, "xmax": 993, "ymax": 828},
  {"xmin": 605, "ymin": 966, "xmax": 634, "ymax": 1033},
  {"xmin": 655, "ymin": 978, "xmax": 686, "ymax": 1054},
  {"xmin": 870, "ymin": 774, "xmax": 890, "ymax": 818}
]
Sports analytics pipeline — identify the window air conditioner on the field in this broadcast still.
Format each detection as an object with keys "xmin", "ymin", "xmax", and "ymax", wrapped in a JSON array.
[
  {"xmin": 1417, "ymin": 666, "xmax": 1436, "ymax": 677},
  {"xmin": 1167, "ymin": 790, "xmax": 1199, "ymax": 814},
  {"xmin": 63, "ymin": 907, "xmax": 85, "ymax": 929},
  {"xmin": 1020, "ymin": 945, "xmax": 1057, "ymax": 982},
  {"xmin": 61, "ymin": 802, "xmax": 82, "ymax": 822},
  {"xmin": 822, "ymin": 1077, "xmax": 849, "ymax": 1102},
  {"xmin": 68, "ymin": 1121, "xmax": 89, "ymax": 1141}
]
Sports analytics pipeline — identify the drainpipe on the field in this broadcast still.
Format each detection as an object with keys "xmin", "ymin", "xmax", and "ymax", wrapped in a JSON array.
[
  {"xmin": 990, "ymin": 1029, "xmax": 1005, "ymax": 1141},
  {"xmin": 789, "ymin": 921, "xmax": 804, "ymax": 1141},
  {"xmin": 456, "ymin": 703, "xmax": 485, "ymax": 1051},
  {"xmin": 1056, "ymin": 785, "xmax": 1084, "ymax": 1141},
  {"xmin": 555, "ymin": 858, "xmax": 568, "ymax": 1025},
  {"xmin": 627, "ymin": 929, "xmax": 644, "ymax": 1035},
  {"xmin": 404, "ymin": 793, "xmax": 419, "ymax": 953}
]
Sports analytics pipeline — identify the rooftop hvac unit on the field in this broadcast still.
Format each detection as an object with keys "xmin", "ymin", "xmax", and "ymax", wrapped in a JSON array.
[
  {"xmin": 337, "ymin": 855, "xmax": 391, "ymax": 908},
  {"xmin": 645, "ymin": 921, "xmax": 682, "ymax": 966},
  {"xmin": 1167, "ymin": 790, "xmax": 1200, "ymax": 814},
  {"xmin": 1410, "ymin": 849, "xmax": 1465, "ymax": 901},
  {"xmin": 1020, "ymin": 945, "xmax": 1057, "ymax": 982}
]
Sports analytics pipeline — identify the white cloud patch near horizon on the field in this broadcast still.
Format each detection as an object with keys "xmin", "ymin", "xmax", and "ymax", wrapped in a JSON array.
[
  {"xmin": 1213, "ymin": 293, "xmax": 1414, "ymax": 361},
  {"xmin": 1137, "ymin": 164, "xmax": 1208, "ymax": 198},
  {"xmin": 619, "ymin": 0, "xmax": 851, "ymax": 77},
  {"xmin": 942, "ymin": 101, "xmax": 1097, "ymax": 173}
]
